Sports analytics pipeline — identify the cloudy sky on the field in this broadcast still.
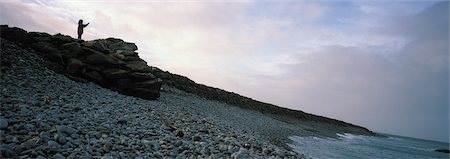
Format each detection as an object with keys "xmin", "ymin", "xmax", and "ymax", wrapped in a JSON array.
[{"xmin": 1, "ymin": 0, "xmax": 448, "ymax": 142}]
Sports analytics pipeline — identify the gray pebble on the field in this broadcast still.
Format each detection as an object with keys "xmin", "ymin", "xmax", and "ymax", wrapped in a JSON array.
[
  {"xmin": 53, "ymin": 153, "xmax": 65, "ymax": 159},
  {"xmin": 57, "ymin": 125, "xmax": 77, "ymax": 135},
  {"xmin": 0, "ymin": 117, "xmax": 8, "ymax": 129}
]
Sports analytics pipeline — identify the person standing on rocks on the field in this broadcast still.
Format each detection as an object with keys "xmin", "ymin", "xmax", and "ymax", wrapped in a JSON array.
[{"xmin": 77, "ymin": 19, "xmax": 89, "ymax": 39}]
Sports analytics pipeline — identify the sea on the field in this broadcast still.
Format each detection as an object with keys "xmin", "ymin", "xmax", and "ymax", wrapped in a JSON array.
[{"xmin": 288, "ymin": 133, "xmax": 450, "ymax": 159}]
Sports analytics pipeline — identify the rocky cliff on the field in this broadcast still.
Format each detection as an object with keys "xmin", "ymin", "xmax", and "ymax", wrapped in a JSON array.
[{"xmin": 0, "ymin": 25, "xmax": 162, "ymax": 100}]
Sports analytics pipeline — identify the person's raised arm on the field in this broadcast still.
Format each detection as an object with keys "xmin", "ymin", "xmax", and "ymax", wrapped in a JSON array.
[{"xmin": 84, "ymin": 23, "xmax": 90, "ymax": 27}]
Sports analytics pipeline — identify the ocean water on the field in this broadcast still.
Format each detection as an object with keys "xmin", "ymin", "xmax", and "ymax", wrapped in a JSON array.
[{"xmin": 288, "ymin": 133, "xmax": 450, "ymax": 159}]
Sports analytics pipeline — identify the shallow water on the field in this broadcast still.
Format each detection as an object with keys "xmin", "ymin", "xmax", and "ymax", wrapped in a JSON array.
[{"xmin": 289, "ymin": 133, "xmax": 450, "ymax": 159}]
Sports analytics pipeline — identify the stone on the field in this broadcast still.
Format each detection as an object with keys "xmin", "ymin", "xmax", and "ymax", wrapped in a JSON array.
[
  {"xmin": 129, "ymin": 72, "xmax": 157, "ymax": 81},
  {"xmin": 31, "ymin": 42, "xmax": 63, "ymax": 64},
  {"xmin": 29, "ymin": 31, "xmax": 52, "ymax": 42},
  {"xmin": 66, "ymin": 58, "xmax": 86, "ymax": 74},
  {"xmin": 57, "ymin": 125, "xmax": 77, "ymax": 135},
  {"xmin": 39, "ymin": 132, "xmax": 50, "ymax": 142},
  {"xmin": 231, "ymin": 148, "xmax": 249, "ymax": 159},
  {"xmin": 0, "ymin": 144, "xmax": 14, "ymax": 158},
  {"xmin": 125, "ymin": 63, "xmax": 152, "ymax": 73},
  {"xmin": 192, "ymin": 135, "xmax": 202, "ymax": 142},
  {"xmin": 111, "ymin": 52, "xmax": 126, "ymax": 60},
  {"xmin": 60, "ymin": 42, "xmax": 81, "ymax": 54},
  {"xmin": 101, "ymin": 156, "xmax": 115, "ymax": 159},
  {"xmin": 53, "ymin": 153, "xmax": 66, "ymax": 159},
  {"xmin": 122, "ymin": 88, "xmax": 160, "ymax": 100},
  {"xmin": 60, "ymin": 42, "xmax": 82, "ymax": 59},
  {"xmin": 0, "ymin": 25, "xmax": 32, "ymax": 44},
  {"xmin": 54, "ymin": 133, "xmax": 67, "ymax": 144},
  {"xmin": 101, "ymin": 68, "xmax": 129, "ymax": 80},
  {"xmin": 81, "ymin": 50, "xmax": 125, "ymax": 66},
  {"xmin": 47, "ymin": 140, "xmax": 61, "ymax": 151},
  {"xmin": 130, "ymin": 78, "xmax": 163, "ymax": 90},
  {"xmin": 0, "ymin": 117, "xmax": 8, "ymax": 129},
  {"xmin": 51, "ymin": 33, "xmax": 75, "ymax": 45},
  {"xmin": 20, "ymin": 139, "xmax": 37, "ymax": 150},
  {"xmin": 82, "ymin": 71, "xmax": 104, "ymax": 84},
  {"xmin": 435, "ymin": 149, "xmax": 450, "ymax": 153},
  {"xmin": 175, "ymin": 130, "xmax": 184, "ymax": 138}
]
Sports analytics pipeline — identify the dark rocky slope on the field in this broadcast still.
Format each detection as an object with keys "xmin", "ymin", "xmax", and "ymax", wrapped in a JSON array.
[{"xmin": 0, "ymin": 25, "xmax": 374, "ymax": 137}]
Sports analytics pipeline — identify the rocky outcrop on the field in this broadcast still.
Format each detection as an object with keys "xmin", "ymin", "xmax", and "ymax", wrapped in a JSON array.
[
  {"xmin": 0, "ymin": 25, "xmax": 162, "ymax": 100},
  {"xmin": 435, "ymin": 149, "xmax": 450, "ymax": 154}
]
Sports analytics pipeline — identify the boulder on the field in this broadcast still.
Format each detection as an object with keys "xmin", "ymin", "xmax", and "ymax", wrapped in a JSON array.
[
  {"xmin": 435, "ymin": 149, "xmax": 450, "ymax": 153},
  {"xmin": 60, "ymin": 42, "xmax": 82, "ymax": 59},
  {"xmin": 29, "ymin": 32, "xmax": 52, "ymax": 42},
  {"xmin": 51, "ymin": 33, "xmax": 75, "ymax": 45},
  {"xmin": 82, "ymin": 40, "xmax": 109, "ymax": 53},
  {"xmin": 131, "ymin": 78, "xmax": 163, "ymax": 90},
  {"xmin": 31, "ymin": 42, "xmax": 63, "ymax": 64},
  {"xmin": 83, "ymin": 71, "xmax": 104, "ymax": 84},
  {"xmin": 81, "ymin": 50, "xmax": 125, "ymax": 66},
  {"xmin": 82, "ymin": 38, "xmax": 138, "ymax": 54},
  {"xmin": 65, "ymin": 58, "xmax": 85, "ymax": 74},
  {"xmin": 123, "ymin": 88, "xmax": 160, "ymax": 100},
  {"xmin": 0, "ymin": 25, "xmax": 32, "ymax": 44},
  {"xmin": 126, "ymin": 63, "xmax": 153, "ymax": 73},
  {"xmin": 101, "ymin": 68, "xmax": 130, "ymax": 80},
  {"xmin": 105, "ymin": 38, "xmax": 137, "ymax": 52},
  {"xmin": 130, "ymin": 72, "xmax": 157, "ymax": 81},
  {"xmin": 115, "ymin": 50, "xmax": 137, "ymax": 56},
  {"xmin": 110, "ymin": 52, "xmax": 126, "ymax": 61}
]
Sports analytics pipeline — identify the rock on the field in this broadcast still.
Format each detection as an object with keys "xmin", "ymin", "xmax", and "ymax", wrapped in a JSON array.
[
  {"xmin": 0, "ymin": 25, "xmax": 32, "ymax": 44},
  {"xmin": 66, "ymin": 58, "xmax": 86, "ymax": 74},
  {"xmin": 47, "ymin": 140, "xmax": 61, "ymax": 151},
  {"xmin": 29, "ymin": 31, "xmax": 52, "ymax": 42},
  {"xmin": 82, "ymin": 38, "xmax": 137, "ymax": 53},
  {"xmin": 130, "ymin": 78, "xmax": 163, "ymax": 90},
  {"xmin": 82, "ymin": 71, "xmax": 104, "ymax": 84},
  {"xmin": 31, "ymin": 42, "xmax": 63, "ymax": 64},
  {"xmin": 54, "ymin": 133, "xmax": 67, "ymax": 144},
  {"xmin": 111, "ymin": 52, "xmax": 126, "ymax": 60},
  {"xmin": 0, "ymin": 144, "xmax": 14, "ymax": 158},
  {"xmin": 435, "ymin": 149, "xmax": 450, "ymax": 153},
  {"xmin": 81, "ymin": 49, "xmax": 125, "ymax": 66},
  {"xmin": 51, "ymin": 33, "xmax": 74, "ymax": 45},
  {"xmin": 20, "ymin": 139, "xmax": 37, "ymax": 150},
  {"xmin": 60, "ymin": 42, "xmax": 82, "ymax": 59},
  {"xmin": 231, "ymin": 148, "xmax": 249, "ymax": 159},
  {"xmin": 0, "ymin": 117, "xmax": 8, "ymax": 129},
  {"xmin": 174, "ymin": 140, "xmax": 183, "ymax": 147},
  {"xmin": 101, "ymin": 156, "xmax": 115, "ymax": 159},
  {"xmin": 101, "ymin": 68, "xmax": 129, "ymax": 80},
  {"xmin": 275, "ymin": 148, "xmax": 285, "ymax": 158},
  {"xmin": 56, "ymin": 125, "xmax": 77, "ymax": 135},
  {"xmin": 193, "ymin": 135, "xmax": 202, "ymax": 142},
  {"xmin": 105, "ymin": 38, "xmax": 138, "ymax": 52},
  {"xmin": 39, "ymin": 132, "xmax": 50, "ymax": 142},
  {"xmin": 60, "ymin": 42, "xmax": 81, "ymax": 53},
  {"xmin": 23, "ymin": 123, "xmax": 37, "ymax": 132},
  {"xmin": 125, "ymin": 63, "xmax": 153, "ymax": 73},
  {"xmin": 122, "ymin": 88, "xmax": 160, "ymax": 100},
  {"xmin": 129, "ymin": 72, "xmax": 157, "ymax": 81},
  {"xmin": 175, "ymin": 130, "xmax": 184, "ymax": 138},
  {"xmin": 52, "ymin": 153, "xmax": 65, "ymax": 159}
]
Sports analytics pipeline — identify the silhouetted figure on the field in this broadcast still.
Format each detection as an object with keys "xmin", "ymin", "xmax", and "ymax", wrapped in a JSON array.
[{"xmin": 77, "ymin": 19, "xmax": 89, "ymax": 39}]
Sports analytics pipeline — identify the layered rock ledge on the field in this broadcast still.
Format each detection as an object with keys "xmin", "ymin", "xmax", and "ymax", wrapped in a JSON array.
[{"xmin": 0, "ymin": 25, "xmax": 162, "ymax": 100}]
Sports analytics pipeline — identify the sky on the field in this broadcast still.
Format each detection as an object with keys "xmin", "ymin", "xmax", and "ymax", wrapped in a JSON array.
[{"xmin": 0, "ymin": 0, "xmax": 448, "ymax": 143}]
